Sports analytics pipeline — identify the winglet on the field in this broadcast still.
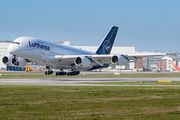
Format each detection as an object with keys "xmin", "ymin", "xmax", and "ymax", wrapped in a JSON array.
[
  {"xmin": 96, "ymin": 26, "xmax": 118, "ymax": 55},
  {"xmin": 166, "ymin": 52, "xmax": 178, "ymax": 56},
  {"xmin": 175, "ymin": 52, "xmax": 178, "ymax": 57}
]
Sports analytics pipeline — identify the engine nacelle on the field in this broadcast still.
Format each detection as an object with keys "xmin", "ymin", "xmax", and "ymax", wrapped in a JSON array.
[
  {"xmin": 74, "ymin": 56, "xmax": 91, "ymax": 67},
  {"xmin": 2, "ymin": 55, "xmax": 14, "ymax": 66},
  {"xmin": 111, "ymin": 55, "xmax": 128, "ymax": 66},
  {"xmin": 12, "ymin": 57, "xmax": 27, "ymax": 67}
]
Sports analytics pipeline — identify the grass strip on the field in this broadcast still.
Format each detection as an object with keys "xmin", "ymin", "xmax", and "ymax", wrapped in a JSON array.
[{"xmin": 0, "ymin": 85, "xmax": 180, "ymax": 119}]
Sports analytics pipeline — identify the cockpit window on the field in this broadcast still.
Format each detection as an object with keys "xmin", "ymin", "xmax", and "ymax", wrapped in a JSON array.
[{"xmin": 12, "ymin": 42, "xmax": 20, "ymax": 44}]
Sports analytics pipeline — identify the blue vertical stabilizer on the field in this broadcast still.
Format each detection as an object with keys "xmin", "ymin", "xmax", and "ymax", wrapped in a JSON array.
[{"xmin": 96, "ymin": 26, "xmax": 118, "ymax": 54}]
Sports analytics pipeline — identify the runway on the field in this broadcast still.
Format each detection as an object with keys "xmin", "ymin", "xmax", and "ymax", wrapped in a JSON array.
[{"xmin": 0, "ymin": 78, "xmax": 180, "ymax": 86}]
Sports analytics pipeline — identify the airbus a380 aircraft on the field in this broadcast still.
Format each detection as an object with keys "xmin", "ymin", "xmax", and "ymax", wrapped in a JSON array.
[{"xmin": 2, "ymin": 26, "xmax": 173, "ymax": 76}]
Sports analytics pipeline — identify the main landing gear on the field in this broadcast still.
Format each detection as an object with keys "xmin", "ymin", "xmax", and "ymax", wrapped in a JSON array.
[
  {"xmin": 44, "ymin": 66, "xmax": 80, "ymax": 76},
  {"xmin": 55, "ymin": 71, "xmax": 80, "ymax": 76}
]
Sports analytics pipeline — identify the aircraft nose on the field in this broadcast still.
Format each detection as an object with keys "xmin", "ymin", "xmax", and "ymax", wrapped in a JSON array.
[{"xmin": 8, "ymin": 44, "xmax": 20, "ymax": 54}]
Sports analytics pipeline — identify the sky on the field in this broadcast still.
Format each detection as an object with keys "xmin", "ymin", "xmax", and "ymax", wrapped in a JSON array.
[{"xmin": 0, "ymin": 0, "xmax": 180, "ymax": 53}]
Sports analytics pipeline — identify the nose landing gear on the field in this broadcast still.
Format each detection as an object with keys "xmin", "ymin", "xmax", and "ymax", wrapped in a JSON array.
[
  {"xmin": 45, "ymin": 66, "xmax": 53, "ymax": 75},
  {"xmin": 45, "ymin": 71, "xmax": 53, "ymax": 75}
]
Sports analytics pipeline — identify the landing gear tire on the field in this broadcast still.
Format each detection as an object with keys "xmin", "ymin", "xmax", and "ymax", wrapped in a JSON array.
[
  {"xmin": 48, "ymin": 71, "xmax": 51, "ymax": 75},
  {"xmin": 56, "ymin": 72, "xmax": 58, "ymax": 76},
  {"xmin": 58, "ymin": 72, "xmax": 62, "ymax": 76},
  {"xmin": 45, "ymin": 71, "xmax": 48, "ymax": 75},
  {"xmin": 64, "ymin": 72, "xmax": 67, "ymax": 75}
]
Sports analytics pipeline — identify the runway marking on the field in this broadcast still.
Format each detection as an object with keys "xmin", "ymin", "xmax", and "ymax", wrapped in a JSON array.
[
  {"xmin": 158, "ymin": 81, "xmax": 171, "ymax": 83},
  {"xmin": 158, "ymin": 81, "xmax": 165, "ymax": 83},
  {"xmin": 165, "ymin": 81, "xmax": 171, "ymax": 83}
]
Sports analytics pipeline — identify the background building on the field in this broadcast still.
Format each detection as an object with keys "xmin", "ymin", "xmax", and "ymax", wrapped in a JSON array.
[
  {"xmin": 143, "ymin": 56, "xmax": 164, "ymax": 72},
  {"xmin": 157, "ymin": 56, "xmax": 180, "ymax": 72},
  {"xmin": 135, "ymin": 57, "xmax": 143, "ymax": 71}
]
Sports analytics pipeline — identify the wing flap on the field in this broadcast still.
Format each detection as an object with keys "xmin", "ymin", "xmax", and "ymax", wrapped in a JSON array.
[{"xmin": 87, "ymin": 55, "xmax": 113, "ymax": 66}]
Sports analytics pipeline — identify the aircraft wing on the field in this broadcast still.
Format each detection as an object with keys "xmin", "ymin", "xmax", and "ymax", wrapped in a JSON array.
[
  {"xmin": 171, "ymin": 61, "xmax": 180, "ymax": 71},
  {"xmin": 47, "ymin": 53, "xmax": 174, "ymax": 68},
  {"xmin": 125, "ymin": 53, "xmax": 174, "ymax": 61},
  {"xmin": 89, "ymin": 53, "xmax": 173, "ymax": 64},
  {"xmin": 47, "ymin": 55, "xmax": 114, "ymax": 67}
]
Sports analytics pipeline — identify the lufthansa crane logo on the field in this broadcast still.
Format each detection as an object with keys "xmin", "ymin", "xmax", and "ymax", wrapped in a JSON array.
[{"xmin": 103, "ymin": 40, "xmax": 111, "ymax": 54}]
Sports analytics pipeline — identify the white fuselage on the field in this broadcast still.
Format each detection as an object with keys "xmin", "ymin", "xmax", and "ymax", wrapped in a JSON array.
[{"xmin": 8, "ymin": 37, "xmax": 96, "ymax": 69}]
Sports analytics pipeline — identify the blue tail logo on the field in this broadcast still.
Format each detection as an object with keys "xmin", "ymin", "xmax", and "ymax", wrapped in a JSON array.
[
  {"xmin": 103, "ymin": 40, "xmax": 111, "ymax": 54},
  {"xmin": 96, "ymin": 26, "xmax": 118, "ymax": 54}
]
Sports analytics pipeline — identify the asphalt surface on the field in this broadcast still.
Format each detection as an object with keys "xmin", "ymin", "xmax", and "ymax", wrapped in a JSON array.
[{"xmin": 0, "ymin": 78, "xmax": 180, "ymax": 86}]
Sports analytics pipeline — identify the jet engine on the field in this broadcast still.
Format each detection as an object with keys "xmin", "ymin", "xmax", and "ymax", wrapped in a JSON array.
[
  {"xmin": 2, "ymin": 55, "xmax": 14, "ymax": 66},
  {"xmin": 74, "ymin": 56, "xmax": 91, "ymax": 67},
  {"xmin": 12, "ymin": 57, "xmax": 27, "ymax": 67},
  {"xmin": 111, "ymin": 55, "xmax": 128, "ymax": 66}
]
